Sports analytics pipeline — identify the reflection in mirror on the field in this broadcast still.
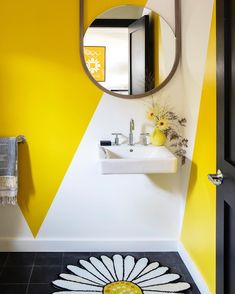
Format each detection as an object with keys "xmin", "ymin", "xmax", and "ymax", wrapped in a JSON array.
[{"xmin": 83, "ymin": 5, "xmax": 176, "ymax": 97}]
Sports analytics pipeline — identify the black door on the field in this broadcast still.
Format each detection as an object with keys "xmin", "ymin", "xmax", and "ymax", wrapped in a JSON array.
[
  {"xmin": 216, "ymin": 0, "xmax": 235, "ymax": 293},
  {"xmin": 128, "ymin": 15, "xmax": 153, "ymax": 95}
]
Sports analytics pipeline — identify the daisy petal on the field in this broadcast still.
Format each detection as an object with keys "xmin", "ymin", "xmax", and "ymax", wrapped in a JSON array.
[
  {"xmin": 52, "ymin": 280, "xmax": 103, "ymax": 291},
  {"xmin": 53, "ymin": 292, "xmax": 79, "ymax": 294},
  {"xmin": 113, "ymin": 254, "xmax": 124, "ymax": 280},
  {"xmin": 133, "ymin": 267, "xmax": 169, "ymax": 283},
  {"xmin": 101, "ymin": 256, "xmax": 117, "ymax": 281},
  {"xmin": 67, "ymin": 265, "xmax": 106, "ymax": 285},
  {"xmin": 53, "ymin": 292, "xmax": 102, "ymax": 294},
  {"xmin": 127, "ymin": 258, "xmax": 148, "ymax": 281},
  {"xmin": 52, "ymin": 292, "xmax": 84, "ymax": 294},
  {"xmin": 123, "ymin": 256, "xmax": 135, "ymax": 280},
  {"xmin": 90, "ymin": 257, "xmax": 114, "ymax": 282},
  {"xmin": 52, "ymin": 292, "xmax": 102, "ymax": 294},
  {"xmin": 134, "ymin": 261, "xmax": 159, "ymax": 279},
  {"xmin": 59, "ymin": 274, "xmax": 102, "ymax": 286},
  {"xmin": 80, "ymin": 260, "xmax": 110, "ymax": 283},
  {"xmin": 137, "ymin": 274, "xmax": 180, "ymax": 287},
  {"xmin": 143, "ymin": 292, "xmax": 184, "ymax": 294},
  {"xmin": 142, "ymin": 282, "xmax": 191, "ymax": 292}
]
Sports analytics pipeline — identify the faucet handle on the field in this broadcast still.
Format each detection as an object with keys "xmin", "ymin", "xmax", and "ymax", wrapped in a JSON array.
[
  {"xmin": 112, "ymin": 133, "xmax": 122, "ymax": 145},
  {"xmin": 140, "ymin": 133, "xmax": 150, "ymax": 146}
]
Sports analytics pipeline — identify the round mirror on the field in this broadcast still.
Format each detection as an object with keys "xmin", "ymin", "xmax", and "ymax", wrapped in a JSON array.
[{"xmin": 82, "ymin": 5, "xmax": 176, "ymax": 98}]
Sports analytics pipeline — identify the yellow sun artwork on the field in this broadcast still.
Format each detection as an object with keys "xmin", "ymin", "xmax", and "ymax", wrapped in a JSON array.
[{"xmin": 84, "ymin": 46, "xmax": 106, "ymax": 82}]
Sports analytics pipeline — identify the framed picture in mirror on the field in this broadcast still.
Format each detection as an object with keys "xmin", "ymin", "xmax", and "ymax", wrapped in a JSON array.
[{"xmin": 84, "ymin": 46, "xmax": 106, "ymax": 82}]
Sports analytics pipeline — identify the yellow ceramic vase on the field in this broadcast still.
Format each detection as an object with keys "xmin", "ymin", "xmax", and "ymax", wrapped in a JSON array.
[{"xmin": 150, "ymin": 128, "xmax": 166, "ymax": 146}]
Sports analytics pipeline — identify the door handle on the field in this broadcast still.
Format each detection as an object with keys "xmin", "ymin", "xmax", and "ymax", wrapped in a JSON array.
[{"xmin": 208, "ymin": 169, "xmax": 224, "ymax": 186}]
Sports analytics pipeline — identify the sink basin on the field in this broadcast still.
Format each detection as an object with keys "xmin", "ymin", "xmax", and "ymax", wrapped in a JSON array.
[{"xmin": 99, "ymin": 145, "xmax": 178, "ymax": 174}]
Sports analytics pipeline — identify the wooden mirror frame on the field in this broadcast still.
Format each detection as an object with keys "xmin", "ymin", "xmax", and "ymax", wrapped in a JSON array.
[{"xmin": 79, "ymin": 0, "xmax": 181, "ymax": 99}]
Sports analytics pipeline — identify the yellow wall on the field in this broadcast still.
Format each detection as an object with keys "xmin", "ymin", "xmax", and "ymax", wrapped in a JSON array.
[
  {"xmin": 153, "ymin": 13, "xmax": 160, "ymax": 86},
  {"xmin": 180, "ymin": 2, "xmax": 216, "ymax": 293},
  {"xmin": 0, "ymin": 0, "xmax": 145, "ymax": 237}
]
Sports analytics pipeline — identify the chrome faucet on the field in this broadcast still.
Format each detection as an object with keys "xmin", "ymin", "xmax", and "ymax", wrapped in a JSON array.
[{"xmin": 129, "ymin": 118, "xmax": 135, "ymax": 145}]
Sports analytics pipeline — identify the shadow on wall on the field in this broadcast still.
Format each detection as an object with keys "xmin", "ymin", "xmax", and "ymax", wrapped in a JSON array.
[
  {"xmin": 147, "ymin": 158, "xmax": 198, "ymax": 197},
  {"xmin": 147, "ymin": 172, "xmax": 181, "ymax": 195},
  {"xmin": 18, "ymin": 143, "xmax": 35, "ymax": 212},
  {"xmin": 184, "ymin": 160, "xmax": 198, "ymax": 199}
]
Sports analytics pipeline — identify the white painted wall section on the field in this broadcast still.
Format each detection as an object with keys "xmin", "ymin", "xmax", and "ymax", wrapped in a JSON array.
[{"xmin": 38, "ymin": 94, "xmax": 182, "ymax": 243}]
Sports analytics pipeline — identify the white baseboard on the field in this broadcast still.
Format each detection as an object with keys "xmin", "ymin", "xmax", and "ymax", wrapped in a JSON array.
[
  {"xmin": 0, "ymin": 238, "xmax": 178, "ymax": 252},
  {"xmin": 178, "ymin": 242, "xmax": 211, "ymax": 294}
]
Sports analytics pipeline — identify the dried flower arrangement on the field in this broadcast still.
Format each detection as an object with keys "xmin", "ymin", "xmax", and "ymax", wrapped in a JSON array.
[{"xmin": 146, "ymin": 98, "xmax": 188, "ymax": 165}]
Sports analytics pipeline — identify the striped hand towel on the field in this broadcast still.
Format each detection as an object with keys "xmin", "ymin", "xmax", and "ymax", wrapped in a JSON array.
[{"xmin": 0, "ymin": 137, "xmax": 19, "ymax": 205}]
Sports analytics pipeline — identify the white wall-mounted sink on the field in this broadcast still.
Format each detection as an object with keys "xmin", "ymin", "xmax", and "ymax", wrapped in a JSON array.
[{"xmin": 99, "ymin": 145, "xmax": 178, "ymax": 174}]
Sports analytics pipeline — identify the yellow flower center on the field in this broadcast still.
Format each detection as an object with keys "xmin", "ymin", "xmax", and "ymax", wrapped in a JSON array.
[{"xmin": 103, "ymin": 281, "xmax": 142, "ymax": 294}]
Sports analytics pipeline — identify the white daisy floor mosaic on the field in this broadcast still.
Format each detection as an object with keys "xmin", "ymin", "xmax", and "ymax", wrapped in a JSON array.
[{"xmin": 52, "ymin": 254, "xmax": 191, "ymax": 294}]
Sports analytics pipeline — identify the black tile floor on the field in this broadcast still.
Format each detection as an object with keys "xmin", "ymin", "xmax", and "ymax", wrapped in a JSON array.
[{"xmin": 0, "ymin": 252, "xmax": 201, "ymax": 294}]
